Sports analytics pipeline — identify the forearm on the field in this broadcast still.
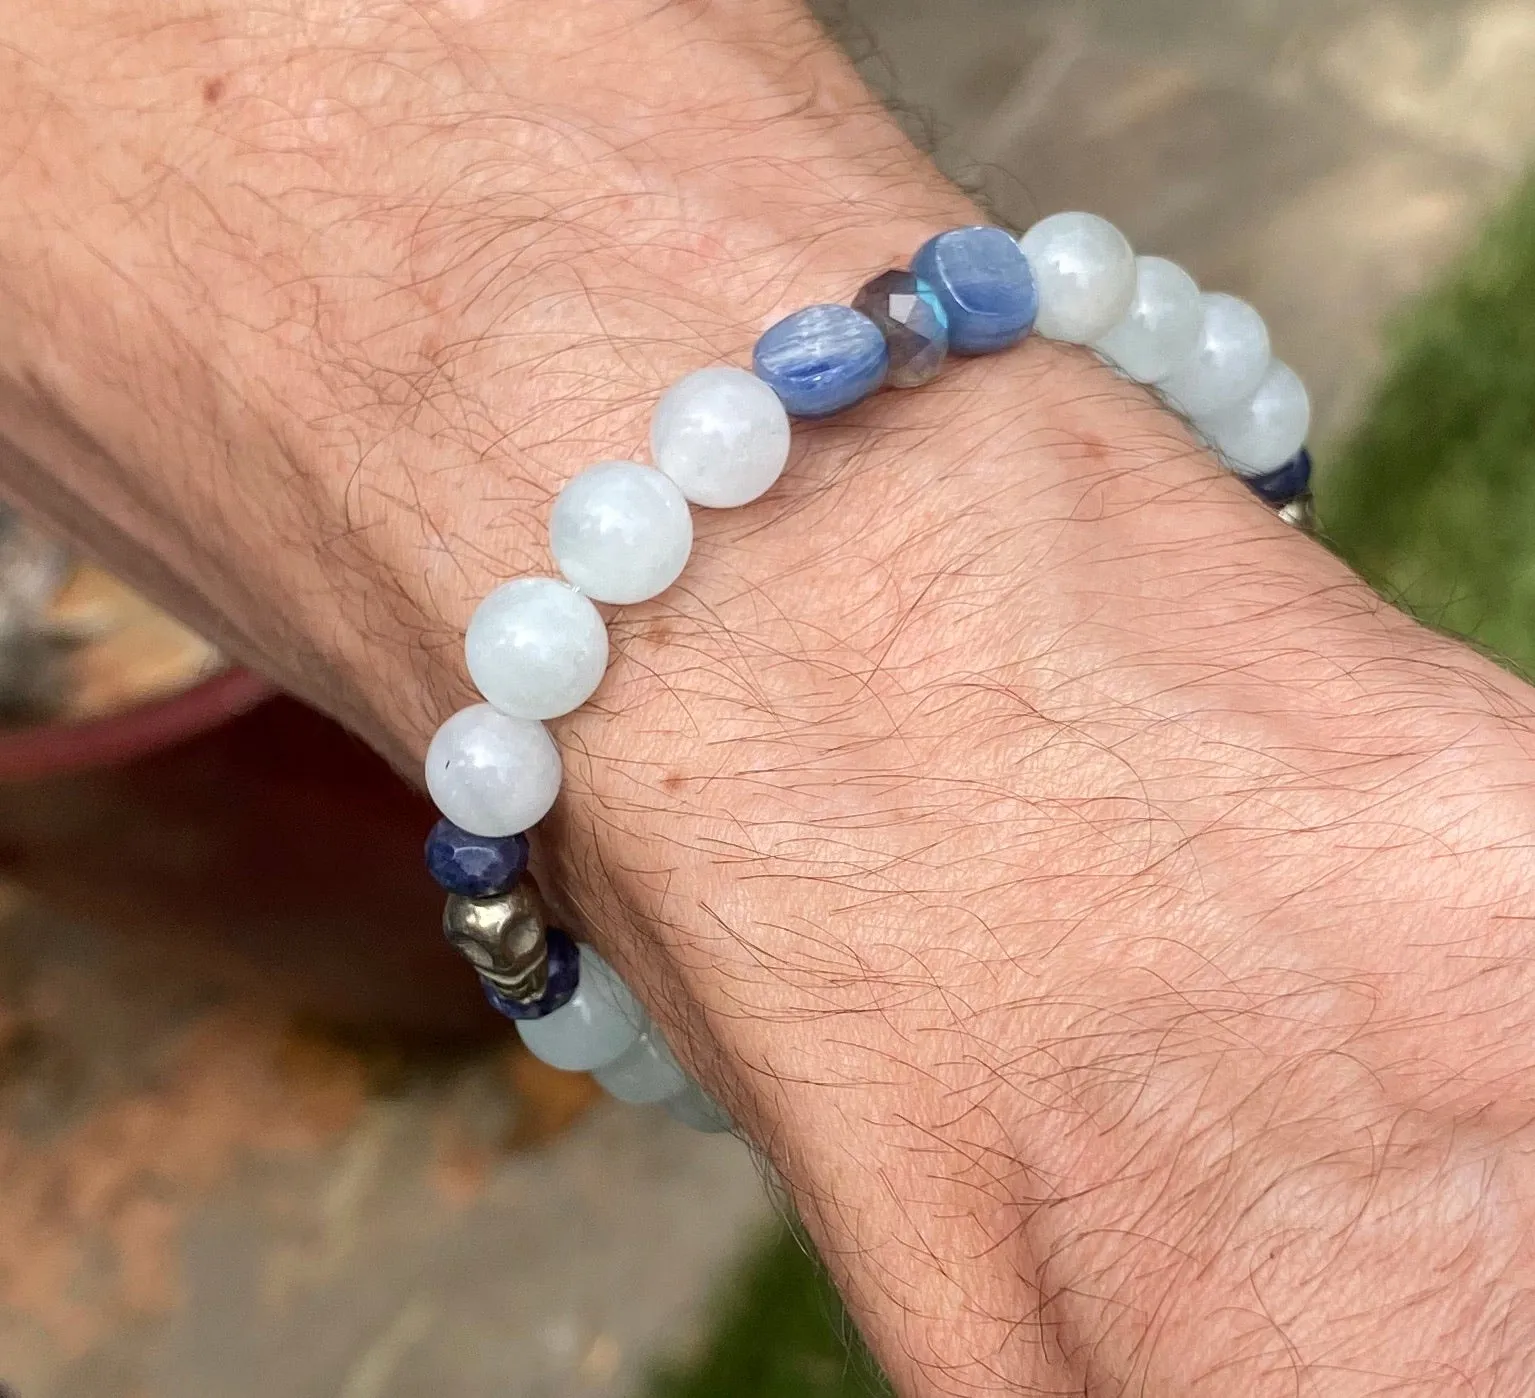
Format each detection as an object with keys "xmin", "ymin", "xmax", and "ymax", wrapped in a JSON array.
[
  {"xmin": 0, "ymin": 0, "xmax": 966, "ymax": 757},
  {"xmin": 4, "ymin": 1, "xmax": 1535, "ymax": 1395}
]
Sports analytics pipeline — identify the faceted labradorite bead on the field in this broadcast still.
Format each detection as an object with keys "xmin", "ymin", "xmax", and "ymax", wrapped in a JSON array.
[
  {"xmin": 1018, "ymin": 212, "xmax": 1137, "ymax": 345},
  {"xmin": 484, "ymin": 926, "xmax": 580, "ymax": 1021},
  {"xmin": 424, "ymin": 818, "xmax": 530, "ymax": 898},
  {"xmin": 516, "ymin": 943, "xmax": 645, "ymax": 1072},
  {"xmin": 424, "ymin": 704, "xmax": 562, "ymax": 838},
  {"xmin": 752, "ymin": 305, "xmax": 889, "ymax": 419},
  {"xmin": 1244, "ymin": 447, "xmax": 1313, "ymax": 505},
  {"xmin": 594, "ymin": 1027, "xmax": 688, "ymax": 1104},
  {"xmin": 910, "ymin": 226, "xmax": 1038, "ymax": 355},
  {"xmin": 850, "ymin": 270, "xmax": 950, "ymax": 388}
]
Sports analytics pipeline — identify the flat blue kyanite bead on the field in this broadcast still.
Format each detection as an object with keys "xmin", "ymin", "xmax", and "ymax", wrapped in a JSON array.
[
  {"xmin": 483, "ymin": 927, "xmax": 580, "ymax": 1021},
  {"xmin": 425, "ymin": 818, "xmax": 530, "ymax": 898},
  {"xmin": 753, "ymin": 304, "xmax": 889, "ymax": 419},
  {"xmin": 1245, "ymin": 447, "xmax": 1313, "ymax": 505},
  {"xmin": 911, "ymin": 226, "xmax": 1039, "ymax": 355}
]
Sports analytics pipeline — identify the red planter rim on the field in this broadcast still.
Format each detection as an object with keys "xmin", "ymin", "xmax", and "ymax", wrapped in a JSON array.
[{"xmin": 0, "ymin": 667, "xmax": 274, "ymax": 782}]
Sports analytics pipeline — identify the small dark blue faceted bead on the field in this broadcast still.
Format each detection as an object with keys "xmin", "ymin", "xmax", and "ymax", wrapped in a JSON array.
[
  {"xmin": 752, "ymin": 304, "xmax": 889, "ymax": 419},
  {"xmin": 483, "ymin": 927, "xmax": 580, "ymax": 1021},
  {"xmin": 1245, "ymin": 447, "xmax": 1313, "ymax": 505},
  {"xmin": 851, "ymin": 270, "xmax": 950, "ymax": 388},
  {"xmin": 425, "ymin": 818, "xmax": 530, "ymax": 898},
  {"xmin": 911, "ymin": 226, "xmax": 1039, "ymax": 355}
]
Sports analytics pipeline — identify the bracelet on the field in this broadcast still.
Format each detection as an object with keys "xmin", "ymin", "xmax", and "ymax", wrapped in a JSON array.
[{"xmin": 421, "ymin": 213, "xmax": 1315, "ymax": 1136}]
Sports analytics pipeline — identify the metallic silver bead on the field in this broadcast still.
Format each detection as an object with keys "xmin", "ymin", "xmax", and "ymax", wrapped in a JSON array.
[
  {"xmin": 443, "ymin": 883, "xmax": 548, "ymax": 1003},
  {"xmin": 1277, "ymin": 491, "xmax": 1317, "ymax": 533}
]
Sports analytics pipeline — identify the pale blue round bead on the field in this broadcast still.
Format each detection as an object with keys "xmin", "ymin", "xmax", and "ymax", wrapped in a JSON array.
[
  {"xmin": 665, "ymin": 1081, "xmax": 732, "ymax": 1134},
  {"xmin": 594, "ymin": 1027, "xmax": 688, "ymax": 1104},
  {"xmin": 516, "ymin": 945, "xmax": 644, "ymax": 1072},
  {"xmin": 911, "ymin": 226, "xmax": 1039, "ymax": 355},
  {"xmin": 752, "ymin": 305, "xmax": 888, "ymax": 419}
]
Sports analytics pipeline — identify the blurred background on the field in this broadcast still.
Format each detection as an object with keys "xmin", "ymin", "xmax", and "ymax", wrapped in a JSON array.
[{"xmin": 3, "ymin": 0, "xmax": 1534, "ymax": 1393}]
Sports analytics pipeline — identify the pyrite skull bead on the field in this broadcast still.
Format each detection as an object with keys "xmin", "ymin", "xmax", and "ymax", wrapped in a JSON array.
[{"xmin": 443, "ymin": 883, "xmax": 549, "ymax": 1004}]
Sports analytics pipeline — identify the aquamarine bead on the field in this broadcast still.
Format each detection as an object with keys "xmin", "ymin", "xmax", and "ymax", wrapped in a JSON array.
[
  {"xmin": 594, "ymin": 1027, "xmax": 688, "ymax": 1104},
  {"xmin": 752, "ymin": 305, "xmax": 889, "ymax": 419},
  {"xmin": 910, "ymin": 226, "xmax": 1038, "ymax": 355},
  {"xmin": 516, "ymin": 944, "xmax": 644, "ymax": 1072},
  {"xmin": 665, "ymin": 1081, "xmax": 732, "ymax": 1134}
]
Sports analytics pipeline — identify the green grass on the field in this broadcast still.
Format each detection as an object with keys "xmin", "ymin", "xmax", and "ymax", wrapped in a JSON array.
[
  {"xmin": 1319, "ymin": 172, "xmax": 1535, "ymax": 663},
  {"xmin": 646, "ymin": 1228, "xmax": 890, "ymax": 1398},
  {"xmin": 652, "ymin": 174, "xmax": 1535, "ymax": 1398}
]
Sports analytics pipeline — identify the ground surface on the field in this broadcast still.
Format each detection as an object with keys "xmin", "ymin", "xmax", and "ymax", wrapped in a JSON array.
[{"xmin": 4, "ymin": 2, "xmax": 1534, "ymax": 1395}]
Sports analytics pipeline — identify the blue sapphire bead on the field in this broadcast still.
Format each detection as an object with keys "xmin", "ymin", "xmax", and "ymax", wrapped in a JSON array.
[
  {"xmin": 851, "ymin": 270, "xmax": 950, "ymax": 388},
  {"xmin": 483, "ymin": 926, "xmax": 580, "ymax": 1021},
  {"xmin": 911, "ymin": 226, "xmax": 1039, "ymax": 355},
  {"xmin": 425, "ymin": 818, "xmax": 530, "ymax": 898},
  {"xmin": 752, "ymin": 305, "xmax": 889, "ymax": 419},
  {"xmin": 1244, "ymin": 447, "xmax": 1313, "ymax": 505}
]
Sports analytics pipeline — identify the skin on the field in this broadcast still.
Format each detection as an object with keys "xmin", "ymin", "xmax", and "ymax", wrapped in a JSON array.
[{"xmin": 3, "ymin": 0, "xmax": 1535, "ymax": 1392}]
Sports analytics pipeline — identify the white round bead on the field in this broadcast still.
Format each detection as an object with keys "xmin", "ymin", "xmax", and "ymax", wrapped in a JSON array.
[
  {"xmin": 424, "ymin": 704, "xmax": 561, "ymax": 837},
  {"xmin": 594, "ymin": 1027, "xmax": 688, "ymax": 1104},
  {"xmin": 517, "ymin": 946, "xmax": 645, "ymax": 1072},
  {"xmin": 1092, "ymin": 257, "xmax": 1204, "ymax": 384},
  {"xmin": 1158, "ymin": 293, "xmax": 1272, "ymax": 418},
  {"xmin": 1200, "ymin": 360, "xmax": 1312, "ymax": 477},
  {"xmin": 1018, "ymin": 213, "xmax": 1138, "ymax": 344},
  {"xmin": 651, "ymin": 367, "xmax": 792, "ymax": 509},
  {"xmin": 550, "ymin": 461, "xmax": 694, "ymax": 605},
  {"xmin": 665, "ymin": 1081, "xmax": 732, "ymax": 1134},
  {"xmin": 465, "ymin": 577, "xmax": 608, "ymax": 722}
]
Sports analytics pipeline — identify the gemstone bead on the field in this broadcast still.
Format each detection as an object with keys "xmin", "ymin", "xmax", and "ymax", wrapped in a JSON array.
[
  {"xmin": 665, "ymin": 1081, "xmax": 732, "ymax": 1134},
  {"xmin": 910, "ymin": 226, "xmax": 1038, "ymax": 355},
  {"xmin": 424, "ymin": 819, "xmax": 529, "ymax": 898},
  {"xmin": 484, "ymin": 926, "xmax": 580, "ymax": 1021},
  {"xmin": 516, "ymin": 944, "xmax": 645, "ymax": 1072},
  {"xmin": 1018, "ymin": 213, "xmax": 1137, "ymax": 345},
  {"xmin": 550, "ymin": 461, "xmax": 694, "ymax": 605},
  {"xmin": 466, "ymin": 577, "xmax": 609, "ymax": 721},
  {"xmin": 752, "ymin": 305, "xmax": 889, "ymax": 419},
  {"xmin": 1093, "ymin": 257, "xmax": 1204, "ymax": 384},
  {"xmin": 1244, "ymin": 447, "xmax": 1313, "ymax": 505},
  {"xmin": 650, "ymin": 367, "xmax": 792, "ymax": 509},
  {"xmin": 1201, "ymin": 360, "xmax": 1312, "ymax": 476},
  {"xmin": 1159, "ymin": 293, "xmax": 1272, "ymax": 418},
  {"xmin": 594, "ymin": 1026, "xmax": 688, "ymax": 1104},
  {"xmin": 850, "ymin": 270, "xmax": 950, "ymax": 388},
  {"xmin": 425, "ymin": 704, "xmax": 562, "ymax": 837},
  {"xmin": 443, "ymin": 884, "xmax": 545, "ymax": 1002}
]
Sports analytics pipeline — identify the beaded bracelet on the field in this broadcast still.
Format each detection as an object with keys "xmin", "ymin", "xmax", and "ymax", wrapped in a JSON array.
[{"xmin": 422, "ymin": 213, "xmax": 1316, "ymax": 1136}]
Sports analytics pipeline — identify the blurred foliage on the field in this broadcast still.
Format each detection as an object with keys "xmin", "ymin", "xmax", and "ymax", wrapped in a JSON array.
[
  {"xmin": 1319, "ymin": 172, "xmax": 1535, "ymax": 666},
  {"xmin": 646, "ymin": 1227, "xmax": 891, "ymax": 1398}
]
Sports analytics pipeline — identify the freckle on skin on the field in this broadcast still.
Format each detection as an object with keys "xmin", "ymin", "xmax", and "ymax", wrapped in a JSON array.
[{"xmin": 202, "ymin": 75, "xmax": 225, "ymax": 105}]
